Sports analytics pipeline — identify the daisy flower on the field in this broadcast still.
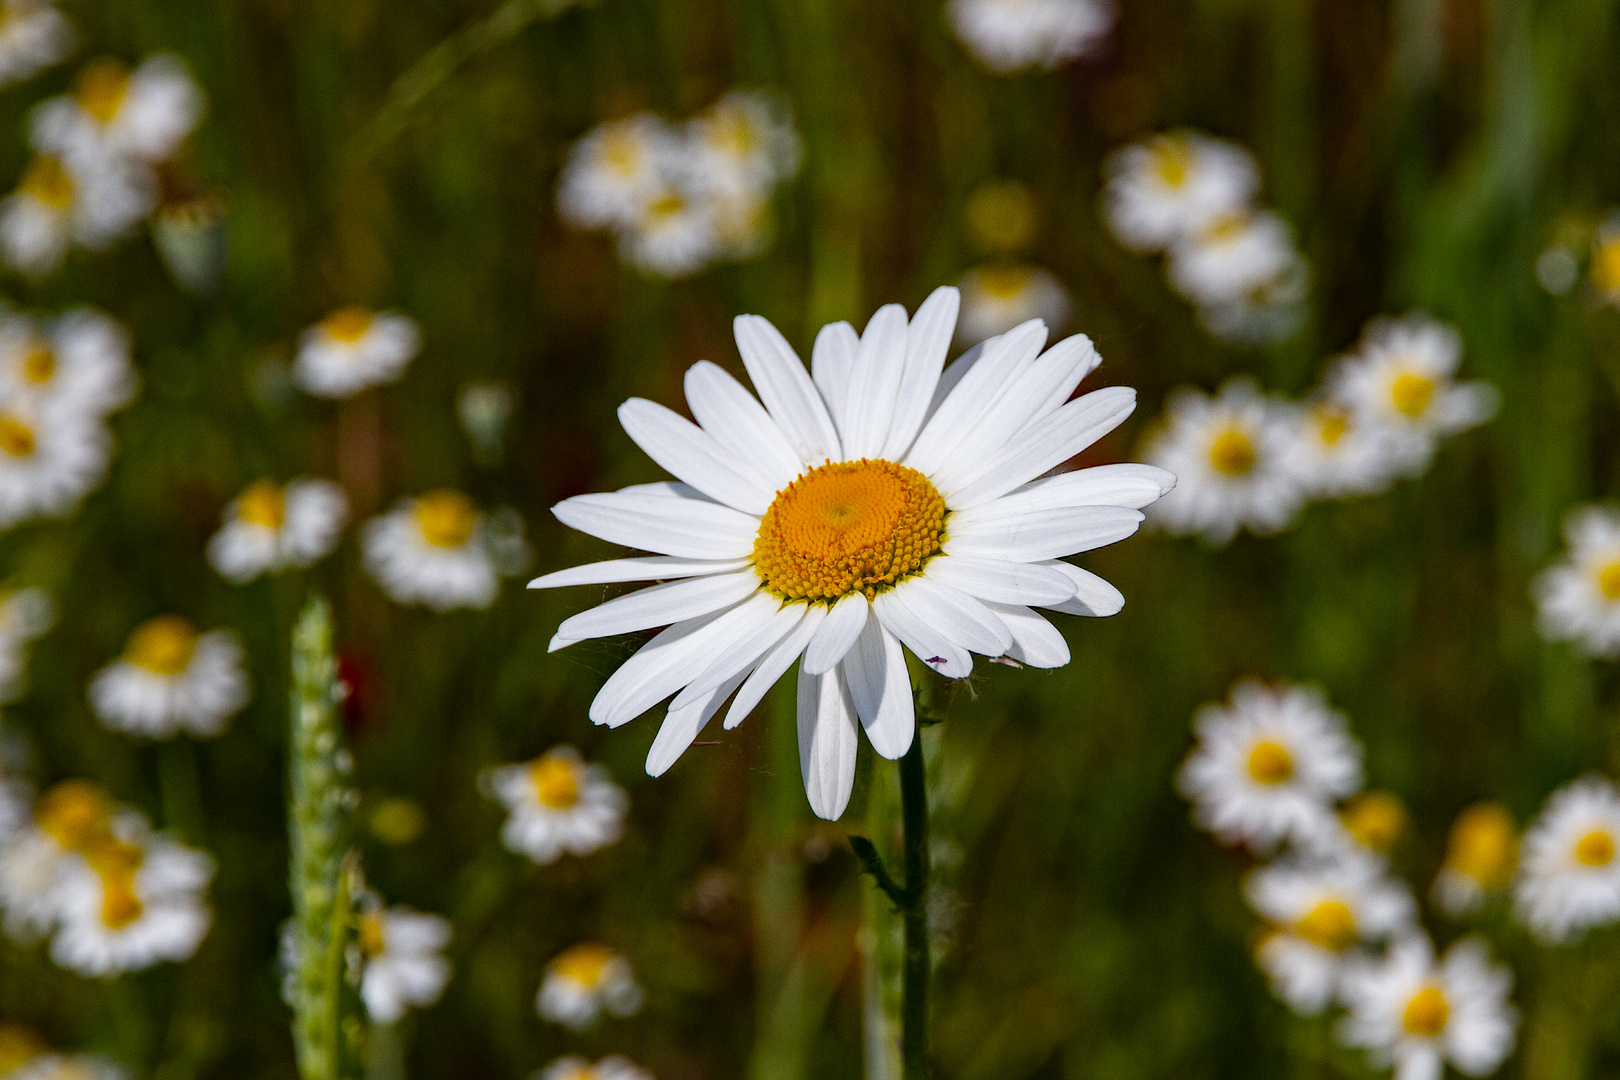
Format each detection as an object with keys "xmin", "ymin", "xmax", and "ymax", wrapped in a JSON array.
[
  {"xmin": 1177, "ymin": 679, "xmax": 1363, "ymax": 852},
  {"xmin": 1533, "ymin": 504, "xmax": 1620, "ymax": 658},
  {"xmin": 685, "ymin": 90, "xmax": 801, "ymax": 203},
  {"xmin": 531, "ymin": 288, "xmax": 1171, "ymax": 819},
  {"xmin": 617, "ymin": 183, "xmax": 725, "ymax": 279},
  {"xmin": 557, "ymin": 113, "xmax": 681, "ymax": 233},
  {"xmin": 1144, "ymin": 378, "xmax": 1303, "ymax": 545},
  {"xmin": 1514, "ymin": 775, "xmax": 1620, "ymax": 943},
  {"xmin": 1339, "ymin": 790, "xmax": 1408, "ymax": 856},
  {"xmin": 0, "ymin": 586, "xmax": 53, "ymax": 703},
  {"xmin": 292, "ymin": 307, "xmax": 421, "ymax": 399},
  {"xmin": 1194, "ymin": 252, "xmax": 1308, "ymax": 346},
  {"xmin": 0, "ymin": 153, "xmax": 152, "ymax": 277},
  {"xmin": 0, "ymin": 1, "xmax": 71, "ymax": 89},
  {"xmin": 206, "ymin": 477, "xmax": 348, "ymax": 584},
  {"xmin": 357, "ymin": 898, "xmax": 452, "ymax": 1024},
  {"xmin": 88, "ymin": 616, "xmax": 250, "ymax": 739},
  {"xmin": 536, "ymin": 1056, "xmax": 655, "ymax": 1080},
  {"xmin": 1338, "ymin": 936, "xmax": 1517, "ymax": 1080},
  {"xmin": 1327, "ymin": 314, "xmax": 1498, "ymax": 477},
  {"xmin": 31, "ymin": 55, "xmax": 203, "ymax": 169},
  {"xmin": 1281, "ymin": 398, "xmax": 1397, "ymax": 500},
  {"xmin": 481, "ymin": 745, "xmax": 629, "ymax": 865},
  {"xmin": 947, "ymin": 0, "xmax": 1115, "ymax": 74},
  {"xmin": 1246, "ymin": 849, "xmax": 1416, "ymax": 1015},
  {"xmin": 0, "ymin": 779, "xmax": 112, "ymax": 941},
  {"xmin": 537, "ymin": 943, "xmax": 644, "ymax": 1030},
  {"xmin": 0, "ymin": 400, "xmax": 113, "ymax": 526},
  {"xmin": 1432, "ymin": 802, "xmax": 1516, "ymax": 918},
  {"xmin": 955, "ymin": 263, "xmax": 1070, "ymax": 345},
  {"xmin": 362, "ymin": 490, "xmax": 503, "ymax": 611},
  {"xmin": 0, "ymin": 307, "xmax": 135, "ymax": 419},
  {"xmin": 1166, "ymin": 209, "xmax": 1300, "ymax": 308},
  {"xmin": 1102, "ymin": 131, "xmax": 1259, "ymax": 253}
]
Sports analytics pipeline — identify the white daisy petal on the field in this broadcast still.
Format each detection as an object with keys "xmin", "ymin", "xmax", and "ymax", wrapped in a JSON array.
[
  {"xmin": 905, "ymin": 320, "xmax": 1048, "ymax": 477},
  {"xmin": 897, "ymin": 576, "xmax": 1012, "ymax": 657},
  {"xmin": 944, "ymin": 385, "xmax": 1138, "ymax": 508},
  {"xmin": 1041, "ymin": 562, "xmax": 1126, "ymax": 617},
  {"xmin": 880, "ymin": 286, "xmax": 961, "ymax": 461},
  {"xmin": 618, "ymin": 398, "xmax": 775, "ymax": 514},
  {"xmin": 872, "ymin": 584, "xmax": 974, "ymax": 679},
  {"xmin": 588, "ymin": 605, "xmax": 744, "ymax": 727},
  {"xmin": 528, "ymin": 555, "xmax": 750, "ymax": 590},
  {"xmin": 802, "ymin": 591, "xmax": 871, "ymax": 675},
  {"xmin": 950, "ymin": 463, "xmax": 1177, "ymax": 527},
  {"xmin": 733, "ymin": 315, "xmax": 841, "ymax": 463},
  {"xmin": 683, "ymin": 361, "xmax": 804, "ymax": 492},
  {"xmin": 841, "ymin": 303, "xmax": 910, "ymax": 459},
  {"xmin": 553, "ymin": 483, "xmax": 758, "ymax": 559},
  {"xmin": 550, "ymin": 570, "xmax": 760, "ymax": 650},
  {"xmin": 944, "ymin": 505, "xmax": 1144, "ymax": 563},
  {"xmin": 922, "ymin": 339, "xmax": 989, "ymax": 427},
  {"xmin": 923, "ymin": 554, "xmax": 1078, "ymax": 607},
  {"xmin": 724, "ymin": 604, "xmax": 826, "ymax": 730},
  {"xmin": 984, "ymin": 603, "xmax": 1071, "ymax": 668},
  {"xmin": 811, "ymin": 321, "xmax": 858, "ymax": 431},
  {"xmin": 646, "ymin": 667, "xmax": 750, "ymax": 777},
  {"xmin": 796, "ymin": 665, "xmax": 860, "ymax": 821},
  {"xmin": 670, "ymin": 594, "xmax": 806, "ymax": 706},
  {"xmin": 840, "ymin": 615, "xmax": 915, "ymax": 759}
]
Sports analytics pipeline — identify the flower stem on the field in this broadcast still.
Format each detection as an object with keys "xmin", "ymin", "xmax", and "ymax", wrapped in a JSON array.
[{"xmin": 898, "ymin": 733, "xmax": 930, "ymax": 1079}]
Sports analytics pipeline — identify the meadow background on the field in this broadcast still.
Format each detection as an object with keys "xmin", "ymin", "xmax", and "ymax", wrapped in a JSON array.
[{"xmin": 4, "ymin": 0, "xmax": 1620, "ymax": 1077}]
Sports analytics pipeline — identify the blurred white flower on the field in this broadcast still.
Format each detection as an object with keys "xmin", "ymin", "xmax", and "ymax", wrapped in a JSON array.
[
  {"xmin": 618, "ymin": 184, "xmax": 725, "ymax": 279},
  {"xmin": 1103, "ymin": 131, "xmax": 1258, "ymax": 253},
  {"xmin": 1533, "ymin": 504, "xmax": 1620, "ymax": 658},
  {"xmin": 0, "ymin": 587, "xmax": 52, "ymax": 704},
  {"xmin": 557, "ymin": 113, "xmax": 681, "ymax": 233},
  {"xmin": 1281, "ymin": 399, "xmax": 1397, "ymax": 500},
  {"xmin": 0, "ymin": 308, "xmax": 135, "ymax": 420},
  {"xmin": 293, "ymin": 307, "xmax": 421, "ymax": 399},
  {"xmin": 1431, "ymin": 802, "xmax": 1516, "ymax": 918},
  {"xmin": 948, "ymin": 0, "xmax": 1114, "ymax": 73},
  {"xmin": 1167, "ymin": 209, "xmax": 1300, "ymax": 308},
  {"xmin": 0, "ymin": 154, "xmax": 153, "ymax": 278},
  {"xmin": 88, "ymin": 617, "xmax": 250, "ymax": 739},
  {"xmin": 32, "ymin": 55, "xmax": 202, "ymax": 169},
  {"xmin": 1534, "ymin": 243, "xmax": 1579, "ymax": 296},
  {"xmin": 1338, "ymin": 936, "xmax": 1516, "ymax": 1080},
  {"xmin": 1144, "ymin": 378, "xmax": 1304, "ymax": 545},
  {"xmin": 1194, "ymin": 252, "xmax": 1308, "ymax": 346},
  {"xmin": 536, "ymin": 1056, "xmax": 655, "ymax": 1080},
  {"xmin": 207, "ymin": 477, "xmax": 348, "ymax": 584},
  {"xmin": 0, "ymin": 401, "xmax": 114, "ymax": 527},
  {"xmin": 457, "ymin": 381, "xmax": 516, "ymax": 467},
  {"xmin": 1177, "ymin": 679, "xmax": 1363, "ymax": 853},
  {"xmin": 13, "ymin": 1055, "xmax": 129, "ymax": 1080},
  {"xmin": 0, "ymin": 1, "xmax": 72, "ymax": 89},
  {"xmin": 1246, "ymin": 849, "xmax": 1416, "ymax": 1016},
  {"xmin": 536, "ymin": 943, "xmax": 643, "ymax": 1030},
  {"xmin": 482, "ymin": 746, "xmax": 629, "ymax": 865},
  {"xmin": 685, "ymin": 90, "xmax": 801, "ymax": 202},
  {"xmin": 955, "ymin": 263, "xmax": 1070, "ymax": 344},
  {"xmin": 1514, "ymin": 775, "xmax": 1620, "ymax": 943},
  {"xmin": 363, "ymin": 490, "xmax": 500, "ymax": 611},
  {"xmin": 357, "ymin": 898, "xmax": 452, "ymax": 1024}
]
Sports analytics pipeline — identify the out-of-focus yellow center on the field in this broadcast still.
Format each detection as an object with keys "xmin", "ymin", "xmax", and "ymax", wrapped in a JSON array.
[
  {"xmin": 322, "ymin": 306, "xmax": 375, "ymax": 345},
  {"xmin": 20, "ymin": 156, "xmax": 74, "ymax": 210},
  {"xmin": 1594, "ymin": 237, "xmax": 1620, "ymax": 298},
  {"xmin": 1596, "ymin": 562, "xmax": 1620, "ymax": 602},
  {"xmin": 1311, "ymin": 405, "xmax": 1350, "ymax": 448},
  {"xmin": 20, "ymin": 341, "xmax": 55, "ymax": 385},
  {"xmin": 1389, "ymin": 371, "xmax": 1436, "ymax": 418},
  {"xmin": 36, "ymin": 780, "xmax": 113, "ymax": 852},
  {"xmin": 413, "ymin": 490, "xmax": 478, "ymax": 548},
  {"xmin": 0, "ymin": 414, "xmax": 36, "ymax": 458},
  {"xmin": 1342, "ymin": 791, "xmax": 1407, "ymax": 854},
  {"xmin": 77, "ymin": 60, "xmax": 131, "ymax": 126},
  {"xmin": 237, "ymin": 479, "xmax": 286, "ymax": 530},
  {"xmin": 602, "ymin": 129, "xmax": 643, "ymax": 177},
  {"xmin": 644, "ymin": 191, "xmax": 686, "ymax": 222},
  {"xmin": 0, "ymin": 1023, "xmax": 46, "ymax": 1073},
  {"xmin": 531, "ymin": 752, "xmax": 582, "ymax": 810},
  {"xmin": 1294, "ymin": 898, "xmax": 1356, "ymax": 952},
  {"xmin": 126, "ymin": 615, "xmax": 198, "ymax": 676},
  {"xmin": 1575, "ymin": 828, "xmax": 1616, "ymax": 868},
  {"xmin": 753, "ymin": 459, "xmax": 945, "ymax": 603},
  {"xmin": 1402, "ymin": 985, "xmax": 1450, "ymax": 1038},
  {"xmin": 1149, "ymin": 135, "xmax": 1192, "ymax": 189},
  {"xmin": 1208, "ymin": 427, "xmax": 1256, "ymax": 477},
  {"xmin": 976, "ymin": 265, "xmax": 1035, "ymax": 301},
  {"xmin": 965, "ymin": 181, "xmax": 1036, "ymax": 254},
  {"xmin": 1445, "ymin": 802, "xmax": 1516, "ymax": 888},
  {"xmin": 90, "ymin": 840, "xmax": 145, "ymax": 930},
  {"xmin": 359, "ymin": 913, "xmax": 387, "ymax": 959},
  {"xmin": 1245, "ymin": 740, "xmax": 1294, "ymax": 785},
  {"xmin": 1201, "ymin": 213, "xmax": 1248, "ymax": 245},
  {"xmin": 553, "ymin": 943, "xmax": 616, "ymax": 987},
  {"xmin": 705, "ymin": 108, "xmax": 758, "ymax": 159}
]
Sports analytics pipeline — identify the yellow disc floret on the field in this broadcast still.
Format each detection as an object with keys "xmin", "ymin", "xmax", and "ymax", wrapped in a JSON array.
[
  {"xmin": 1245, "ymin": 739, "xmax": 1294, "ymax": 785},
  {"xmin": 753, "ymin": 459, "xmax": 946, "ymax": 603},
  {"xmin": 1402, "ymin": 985, "xmax": 1450, "ymax": 1038},
  {"xmin": 21, "ymin": 340, "xmax": 55, "ymax": 385},
  {"xmin": 1597, "ymin": 561, "xmax": 1620, "ymax": 602},
  {"xmin": 1342, "ymin": 791, "xmax": 1407, "ymax": 854},
  {"xmin": 1389, "ymin": 371, "xmax": 1436, "ymax": 419},
  {"xmin": 530, "ymin": 751, "xmax": 583, "ymax": 809},
  {"xmin": 413, "ymin": 490, "xmax": 478, "ymax": 548},
  {"xmin": 1311, "ymin": 404, "xmax": 1350, "ymax": 448},
  {"xmin": 1575, "ymin": 827, "xmax": 1616, "ymax": 868},
  {"xmin": 1208, "ymin": 427, "xmax": 1256, "ymax": 477},
  {"xmin": 1444, "ymin": 802, "xmax": 1517, "ymax": 888},
  {"xmin": 322, "ymin": 306, "xmax": 375, "ymax": 345},
  {"xmin": 126, "ymin": 615, "xmax": 198, "ymax": 676},
  {"xmin": 359, "ymin": 912, "xmax": 387, "ymax": 958},
  {"xmin": 36, "ymin": 779, "xmax": 114, "ymax": 851},
  {"xmin": 553, "ymin": 942, "xmax": 616, "ymax": 987},
  {"xmin": 1149, "ymin": 134, "xmax": 1192, "ymax": 189},
  {"xmin": 1294, "ymin": 898, "xmax": 1356, "ymax": 952},
  {"xmin": 77, "ymin": 60, "xmax": 131, "ymax": 126},
  {"xmin": 0, "ymin": 414, "xmax": 35, "ymax": 459},
  {"xmin": 20, "ymin": 157, "xmax": 74, "ymax": 211},
  {"xmin": 237, "ymin": 479, "xmax": 287, "ymax": 530}
]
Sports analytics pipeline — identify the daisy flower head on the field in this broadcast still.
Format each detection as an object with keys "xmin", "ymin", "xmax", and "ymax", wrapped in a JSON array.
[
  {"xmin": 206, "ymin": 477, "xmax": 348, "ymax": 584},
  {"xmin": 1194, "ymin": 250, "xmax": 1308, "ymax": 346},
  {"xmin": 1433, "ymin": 801, "xmax": 1516, "ymax": 918},
  {"xmin": 362, "ymin": 490, "xmax": 504, "ymax": 611},
  {"xmin": 955, "ymin": 263, "xmax": 1070, "ymax": 345},
  {"xmin": 617, "ymin": 178, "xmax": 726, "ymax": 279},
  {"xmin": 1282, "ymin": 397, "xmax": 1398, "ymax": 500},
  {"xmin": 0, "ymin": 307, "xmax": 134, "ymax": 420},
  {"xmin": 1246, "ymin": 849, "xmax": 1416, "ymax": 1015},
  {"xmin": 292, "ymin": 307, "xmax": 421, "ymax": 399},
  {"xmin": 0, "ymin": 778, "xmax": 114, "ymax": 941},
  {"xmin": 1144, "ymin": 377, "xmax": 1304, "ymax": 545},
  {"xmin": 685, "ymin": 90, "xmax": 801, "ymax": 203},
  {"xmin": 31, "ymin": 55, "xmax": 203, "ymax": 169},
  {"xmin": 1166, "ymin": 209, "xmax": 1300, "ymax": 309},
  {"xmin": 1338, "ymin": 935, "xmax": 1517, "ymax": 1080},
  {"xmin": 88, "ymin": 616, "xmax": 250, "ymax": 739},
  {"xmin": 0, "ymin": 153, "xmax": 153, "ymax": 278},
  {"xmin": 0, "ymin": 1, "xmax": 71, "ymax": 89},
  {"xmin": 531, "ymin": 287, "xmax": 1172, "ymax": 820},
  {"xmin": 557, "ymin": 113, "xmax": 681, "ymax": 233},
  {"xmin": 1102, "ymin": 131, "xmax": 1259, "ymax": 254},
  {"xmin": 481, "ymin": 745, "xmax": 629, "ymax": 865},
  {"xmin": 1533, "ymin": 503, "xmax": 1620, "ymax": 658},
  {"xmin": 1328, "ymin": 314, "xmax": 1499, "ymax": 476},
  {"xmin": 1591, "ymin": 213, "xmax": 1620, "ymax": 307},
  {"xmin": 947, "ymin": 0, "xmax": 1115, "ymax": 74},
  {"xmin": 0, "ymin": 397, "xmax": 113, "ymax": 527},
  {"xmin": 537, "ymin": 942, "xmax": 644, "ymax": 1030},
  {"xmin": 356, "ymin": 897, "xmax": 452, "ymax": 1024},
  {"xmin": 1177, "ymin": 679, "xmax": 1363, "ymax": 853},
  {"xmin": 537, "ymin": 1057, "xmax": 655, "ymax": 1080},
  {"xmin": 0, "ymin": 586, "xmax": 53, "ymax": 703},
  {"xmin": 1514, "ymin": 775, "xmax": 1620, "ymax": 943}
]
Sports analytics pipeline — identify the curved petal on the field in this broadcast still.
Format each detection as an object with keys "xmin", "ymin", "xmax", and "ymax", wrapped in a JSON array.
[
  {"xmin": 892, "ymin": 576, "xmax": 1013, "ymax": 657},
  {"xmin": 922, "ymin": 339, "xmax": 988, "ymax": 428},
  {"xmin": 724, "ymin": 604, "xmax": 826, "ymax": 729},
  {"xmin": 550, "ymin": 571, "xmax": 761, "ymax": 650},
  {"xmin": 948, "ymin": 464, "xmax": 1177, "ymax": 529},
  {"xmin": 797, "ymin": 665, "xmax": 859, "ymax": 821},
  {"xmin": 588, "ymin": 602, "xmax": 747, "ymax": 727},
  {"xmin": 619, "ymin": 398, "xmax": 774, "ymax": 514},
  {"xmin": 811, "ymin": 321, "xmax": 858, "ymax": 432},
  {"xmin": 841, "ymin": 616, "xmax": 915, "ymax": 760},
  {"xmin": 871, "ymin": 584, "xmax": 972, "ymax": 679},
  {"xmin": 944, "ymin": 386, "xmax": 1138, "ymax": 509},
  {"xmin": 945, "ymin": 505, "xmax": 1145, "ymax": 563},
  {"xmin": 528, "ymin": 555, "xmax": 750, "ymax": 590},
  {"xmin": 985, "ymin": 603, "xmax": 1071, "ymax": 668},
  {"xmin": 904, "ymin": 321, "xmax": 1048, "ymax": 477},
  {"xmin": 922, "ymin": 554, "xmax": 1078, "ymax": 607},
  {"xmin": 683, "ymin": 361, "xmax": 804, "ymax": 492},
  {"xmin": 671, "ymin": 596, "xmax": 807, "ymax": 705},
  {"xmin": 802, "ymin": 592, "xmax": 870, "ymax": 675},
  {"xmin": 553, "ymin": 483, "xmax": 757, "ymax": 559},
  {"xmin": 1041, "ymin": 562, "xmax": 1126, "ymax": 617},
  {"xmin": 646, "ymin": 667, "xmax": 750, "ymax": 777},
  {"xmin": 881, "ymin": 286, "xmax": 960, "ymax": 461},
  {"xmin": 840, "ymin": 303, "xmax": 909, "ymax": 459},
  {"xmin": 734, "ymin": 315, "xmax": 841, "ymax": 464}
]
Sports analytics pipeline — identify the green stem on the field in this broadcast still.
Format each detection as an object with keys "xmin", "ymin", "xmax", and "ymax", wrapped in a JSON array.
[{"xmin": 898, "ymin": 734, "xmax": 929, "ymax": 1080}]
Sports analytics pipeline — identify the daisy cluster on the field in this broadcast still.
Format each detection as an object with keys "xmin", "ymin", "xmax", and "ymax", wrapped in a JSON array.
[
  {"xmin": 947, "ymin": 0, "xmax": 1114, "ymax": 74},
  {"xmin": 557, "ymin": 90, "xmax": 801, "ymax": 278},
  {"xmin": 1143, "ymin": 313, "xmax": 1498, "ymax": 545},
  {"xmin": 1103, "ymin": 130, "xmax": 1307, "ymax": 345},
  {"xmin": 0, "ymin": 1023, "xmax": 126, "ymax": 1080},
  {"xmin": 1178, "ymin": 680, "xmax": 1519, "ymax": 1080}
]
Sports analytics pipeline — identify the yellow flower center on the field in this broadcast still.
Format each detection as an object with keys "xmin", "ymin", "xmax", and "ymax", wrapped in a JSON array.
[
  {"xmin": 602, "ymin": 130, "xmax": 643, "ymax": 177},
  {"xmin": 530, "ymin": 752, "xmax": 582, "ymax": 810},
  {"xmin": 753, "ymin": 459, "xmax": 946, "ymax": 603},
  {"xmin": 1294, "ymin": 898, "xmax": 1357, "ymax": 952},
  {"xmin": 1594, "ymin": 237, "xmax": 1620, "ymax": 297},
  {"xmin": 1596, "ymin": 562, "xmax": 1620, "ymax": 602},
  {"xmin": 236, "ymin": 479, "xmax": 286, "ymax": 530},
  {"xmin": 1201, "ymin": 213, "xmax": 1248, "ymax": 245},
  {"xmin": 322, "ymin": 306, "xmax": 375, "ymax": 345},
  {"xmin": 965, "ymin": 181, "xmax": 1037, "ymax": 254},
  {"xmin": 126, "ymin": 615, "xmax": 198, "ymax": 676},
  {"xmin": 89, "ymin": 840, "xmax": 144, "ymax": 930},
  {"xmin": 645, "ymin": 191, "xmax": 686, "ymax": 222},
  {"xmin": 76, "ymin": 60, "xmax": 131, "ymax": 126},
  {"xmin": 0, "ymin": 1023, "xmax": 46, "ymax": 1074},
  {"xmin": 976, "ymin": 265, "xmax": 1035, "ymax": 301},
  {"xmin": 0, "ymin": 413, "xmax": 36, "ymax": 458},
  {"xmin": 1342, "ymin": 791, "xmax": 1407, "ymax": 854},
  {"xmin": 1445, "ymin": 802, "xmax": 1516, "ymax": 888},
  {"xmin": 1245, "ymin": 739, "xmax": 1294, "ymax": 785},
  {"xmin": 553, "ymin": 943, "xmax": 616, "ymax": 988},
  {"xmin": 1402, "ymin": 985, "xmax": 1451, "ymax": 1038},
  {"xmin": 20, "ymin": 156, "xmax": 74, "ymax": 211},
  {"xmin": 20, "ymin": 341, "xmax": 55, "ymax": 385},
  {"xmin": 1311, "ymin": 405, "xmax": 1350, "ymax": 447},
  {"xmin": 1207, "ymin": 427, "xmax": 1256, "ymax": 477},
  {"xmin": 413, "ymin": 490, "xmax": 478, "ymax": 549},
  {"xmin": 1575, "ymin": 827, "xmax": 1616, "ymax": 868},
  {"xmin": 706, "ymin": 110, "xmax": 759, "ymax": 159},
  {"xmin": 1389, "ymin": 371, "xmax": 1436, "ymax": 418},
  {"xmin": 359, "ymin": 913, "xmax": 387, "ymax": 959},
  {"xmin": 35, "ymin": 780, "xmax": 113, "ymax": 852},
  {"xmin": 1149, "ymin": 135, "xmax": 1192, "ymax": 189}
]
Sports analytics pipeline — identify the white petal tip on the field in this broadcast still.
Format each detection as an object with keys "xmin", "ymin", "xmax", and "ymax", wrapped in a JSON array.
[{"xmin": 547, "ymin": 634, "xmax": 574, "ymax": 653}]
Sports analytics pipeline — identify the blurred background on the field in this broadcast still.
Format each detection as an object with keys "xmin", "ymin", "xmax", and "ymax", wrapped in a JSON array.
[{"xmin": 3, "ymin": 0, "xmax": 1620, "ymax": 1077}]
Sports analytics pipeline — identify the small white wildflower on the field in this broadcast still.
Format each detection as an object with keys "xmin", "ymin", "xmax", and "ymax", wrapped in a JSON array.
[
  {"xmin": 0, "ymin": 1, "xmax": 72, "ymax": 89},
  {"xmin": 88, "ymin": 616, "xmax": 250, "ymax": 739},
  {"xmin": 955, "ymin": 263, "xmax": 1070, "ymax": 344},
  {"xmin": 292, "ymin": 307, "xmax": 421, "ymax": 399},
  {"xmin": 362, "ymin": 490, "xmax": 503, "ymax": 611},
  {"xmin": 948, "ymin": 0, "xmax": 1114, "ymax": 73},
  {"xmin": 536, "ymin": 943, "xmax": 643, "ymax": 1030},
  {"xmin": 1514, "ymin": 775, "xmax": 1620, "ymax": 943},
  {"xmin": 206, "ymin": 477, "xmax": 348, "ymax": 584},
  {"xmin": 356, "ymin": 898, "xmax": 452, "ymax": 1025},
  {"xmin": 1534, "ymin": 504, "xmax": 1620, "ymax": 658},
  {"xmin": 482, "ymin": 746, "xmax": 629, "ymax": 865},
  {"xmin": 1103, "ymin": 131, "xmax": 1259, "ymax": 253}
]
